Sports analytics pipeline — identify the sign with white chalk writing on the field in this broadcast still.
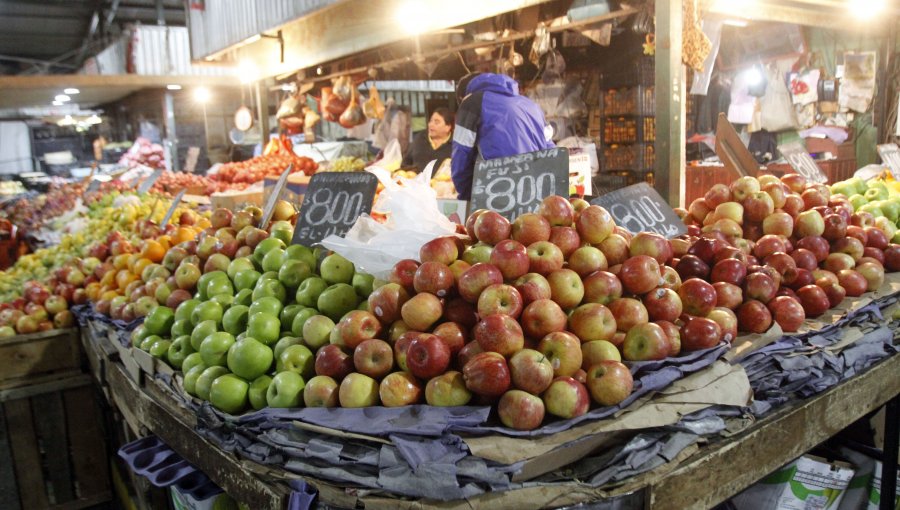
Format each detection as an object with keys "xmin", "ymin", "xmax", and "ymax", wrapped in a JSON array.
[
  {"xmin": 779, "ymin": 141, "xmax": 827, "ymax": 184},
  {"xmin": 469, "ymin": 148, "xmax": 569, "ymax": 220},
  {"xmin": 590, "ymin": 183, "xmax": 687, "ymax": 239},
  {"xmin": 291, "ymin": 172, "xmax": 379, "ymax": 247}
]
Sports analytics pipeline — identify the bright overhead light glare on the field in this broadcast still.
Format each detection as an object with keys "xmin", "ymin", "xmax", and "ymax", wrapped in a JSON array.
[
  {"xmin": 86, "ymin": 114, "xmax": 102, "ymax": 125},
  {"xmin": 851, "ymin": 0, "xmax": 885, "ymax": 19},
  {"xmin": 52, "ymin": 100, "xmax": 64, "ymax": 106},
  {"xmin": 722, "ymin": 18, "xmax": 748, "ymax": 27},
  {"xmin": 194, "ymin": 87, "xmax": 211, "ymax": 103},
  {"xmin": 395, "ymin": 1, "xmax": 428, "ymax": 35},
  {"xmin": 238, "ymin": 60, "xmax": 258, "ymax": 84},
  {"xmin": 55, "ymin": 94, "xmax": 71, "ymax": 102},
  {"xmin": 63, "ymin": 88, "xmax": 80, "ymax": 94},
  {"xmin": 167, "ymin": 84, "xmax": 182, "ymax": 90},
  {"xmin": 744, "ymin": 66, "xmax": 764, "ymax": 86}
]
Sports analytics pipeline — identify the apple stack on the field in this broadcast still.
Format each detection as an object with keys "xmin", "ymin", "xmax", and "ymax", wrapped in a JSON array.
[
  {"xmin": 678, "ymin": 173, "xmax": 899, "ymax": 336},
  {"xmin": 0, "ymin": 281, "xmax": 76, "ymax": 336},
  {"xmin": 829, "ymin": 176, "xmax": 900, "ymax": 243}
]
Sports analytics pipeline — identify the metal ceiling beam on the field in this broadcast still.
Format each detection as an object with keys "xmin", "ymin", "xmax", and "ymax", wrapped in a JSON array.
[
  {"xmin": 0, "ymin": 55, "xmax": 77, "ymax": 69},
  {"xmin": 706, "ymin": 0, "xmax": 895, "ymax": 30}
]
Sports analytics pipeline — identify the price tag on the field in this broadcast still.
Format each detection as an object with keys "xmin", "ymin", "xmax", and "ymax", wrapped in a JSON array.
[
  {"xmin": 469, "ymin": 148, "xmax": 569, "ymax": 221},
  {"xmin": 161, "ymin": 189, "xmax": 186, "ymax": 227},
  {"xmin": 778, "ymin": 141, "xmax": 828, "ymax": 183},
  {"xmin": 877, "ymin": 143, "xmax": 900, "ymax": 180},
  {"xmin": 260, "ymin": 165, "xmax": 293, "ymax": 230},
  {"xmin": 292, "ymin": 172, "xmax": 379, "ymax": 247},
  {"xmin": 137, "ymin": 169, "xmax": 162, "ymax": 194},
  {"xmin": 568, "ymin": 151, "xmax": 592, "ymax": 196},
  {"xmin": 590, "ymin": 183, "xmax": 687, "ymax": 239}
]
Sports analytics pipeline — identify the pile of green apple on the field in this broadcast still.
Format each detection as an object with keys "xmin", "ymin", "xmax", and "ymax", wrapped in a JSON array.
[
  {"xmin": 133, "ymin": 232, "xmax": 375, "ymax": 415},
  {"xmin": 829, "ymin": 176, "xmax": 900, "ymax": 244}
]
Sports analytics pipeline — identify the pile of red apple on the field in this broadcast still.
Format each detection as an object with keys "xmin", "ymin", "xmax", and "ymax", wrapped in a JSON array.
[
  {"xmin": 0, "ymin": 280, "xmax": 76, "ymax": 336},
  {"xmin": 677, "ymin": 173, "xmax": 899, "ymax": 336}
]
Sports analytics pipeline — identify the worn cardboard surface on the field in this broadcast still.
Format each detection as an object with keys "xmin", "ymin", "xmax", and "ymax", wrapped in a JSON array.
[
  {"xmin": 725, "ymin": 323, "xmax": 784, "ymax": 363},
  {"xmin": 463, "ymin": 361, "xmax": 751, "ymax": 475}
]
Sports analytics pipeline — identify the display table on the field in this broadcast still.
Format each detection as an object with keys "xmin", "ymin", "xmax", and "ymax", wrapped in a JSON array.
[{"xmin": 84, "ymin": 324, "xmax": 900, "ymax": 510}]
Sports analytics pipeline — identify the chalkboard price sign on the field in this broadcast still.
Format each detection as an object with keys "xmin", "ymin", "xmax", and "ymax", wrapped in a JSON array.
[
  {"xmin": 590, "ymin": 183, "xmax": 687, "ymax": 239},
  {"xmin": 260, "ymin": 165, "xmax": 292, "ymax": 230},
  {"xmin": 138, "ymin": 169, "xmax": 162, "ymax": 194},
  {"xmin": 291, "ymin": 172, "xmax": 379, "ymax": 247},
  {"xmin": 778, "ymin": 142, "xmax": 827, "ymax": 184},
  {"xmin": 469, "ymin": 148, "xmax": 569, "ymax": 220},
  {"xmin": 877, "ymin": 144, "xmax": 900, "ymax": 180},
  {"xmin": 161, "ymin": 189, "xmax": 186, "ymax": 227}
]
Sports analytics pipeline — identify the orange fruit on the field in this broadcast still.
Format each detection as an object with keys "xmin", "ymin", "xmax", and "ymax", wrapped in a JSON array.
[
  {"xmin": 116, "ymin": 269, "xmax": 137, "ymax": 290},
  {"xmin": 196, "ymin": 217, "xmax": 212, "ymax": 229},
  {"xmin": 156, "ymin": 235, "xmax": 172, "ymax": 251},
  {"xmin": 173, "ymin": 227, "xmax": 195, "ymax": 245},
  {"xmin": 131, "ymin": 258, "xmax": 154, "ymax": 279},
  {"xmin": 100, "ymin": 270, "xmax": 117, "ymax": 288},
  {"xmin": 113, "ymin": 254, "xmax": 131, "ymax": 271},
  {"xmin": 141, "ymin": 240, "xmax": 166, "ymax": 263}
]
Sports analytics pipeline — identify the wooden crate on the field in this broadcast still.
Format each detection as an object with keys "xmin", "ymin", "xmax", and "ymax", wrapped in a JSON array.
[
  {"xmin": 0, "ymin": 375, "xmax": 111, "ymax": 509},
  {"xmin": 0, "ymin": 328, "xmax": 82, "ymax": 390}
]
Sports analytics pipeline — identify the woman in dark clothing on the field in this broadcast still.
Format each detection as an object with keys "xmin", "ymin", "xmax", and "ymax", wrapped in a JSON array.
[{"xmin": 402, "ymin": 107, "xmax": 454, "ymax": 173}]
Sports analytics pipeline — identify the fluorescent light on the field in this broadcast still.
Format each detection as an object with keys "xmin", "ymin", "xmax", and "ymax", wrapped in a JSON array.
[
  {"xmin": 395, "ymin": 1, "xmax": 428, "ymax": 35},
  {"xmin": 167, "ymin": 84, "xmax": 182, "ymax": 90},
  {"xmin": 238, "ymin": 60, "xmax": 258, "ymax": 84},
  {"xmin": 63, "ymin": 88, "xmax": 80, "ymax": 94},
  {"xmin": 744, "ymin": 66, "xmax": 764, "ymax": 86},
  {"xmin": 55, "ymin": 94, "xmax": 71, "ymax": 102},
  {"xmin": 194, "ymin": 87, "xmax": 211, "ymax": 103},
  {"xmin": 86, "ymin": 114, "xmax": 102, "ymax": 125},
  {"xmin": 52, "ymin": 101, "xmax": 64, "ymax": 106}
]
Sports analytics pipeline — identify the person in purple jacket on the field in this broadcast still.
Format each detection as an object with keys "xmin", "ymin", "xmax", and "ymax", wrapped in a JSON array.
[{"xmin": 451, "ymin": 72, "xmax": 555, "ymax": 200}]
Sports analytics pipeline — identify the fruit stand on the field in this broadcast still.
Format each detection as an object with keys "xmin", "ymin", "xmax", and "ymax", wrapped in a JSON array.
[{"xmin": 2, "ymin": 155, "xmax": 900, "ymax": 508}]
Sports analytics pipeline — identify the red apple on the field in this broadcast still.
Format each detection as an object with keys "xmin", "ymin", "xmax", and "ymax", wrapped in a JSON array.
[
  {"xmin": 568, "ymin": 303, "xmax": 617, "ymax": 342},
  {"xmin": 513, "ymin": 273, "xmax": 552, "ymax": 304},
  {"xmin": 353, "ymin": 339, "xmax": 395, "ymax": 379},
  {"xmin": 407, "ymin": 334, "xmax": 451, "ymax": 379},
  {"xmin": 420, "ymin": 236, "xmax": 459, "ymax": 265},
  {"xmin": 681, "ymin": 316, "xmax": 723, "ymax": 350},
  {"xmin": 678, "ymin": 278, "xmax": 717, "ymax": 316},
  {"xmin": 598, "ymin": 234, "xmax": 630, "ymax": 266},
  {"xmin": 582, "ymin": 271, "xmax": 623, "ymax": 305},
  {"xmin": 474, "ymin": 211, "xmax": 511, "ymax": 245},
  {"xmin": 575, "ymin": 205, "xmax": 615, "ymax": 245},
  {"xmin": 796, "ymin": 285, "xmax": 830, "ymax": 317},
  {"xmin": 539, "ymin": 195, "xmax": 576, "ymax": 227},
  {"xmin": 490, "ymin": 239, "xmax": 530, "ymax": 281},
  {"xmin": 368, "ymin": 283, "xmax": 411, "ymax": 325},
  {"xmin": 585, "ymin": 360, "xmax": 633, "ymax": 407},
  {"xmin": 766, "ymin": 296, "xmax": 805, "ymax": 332},
  {"xmin": 520, "ymin": 299, "xmax": 567, "ymax": 339},
  {"xmin": 619, "ymin": 255, "xmax": 662, "ymax": 295},
  {"xmin": 833, "ymin": 237, "xmax": 865, "ymax": 262},
  {"xmin": 791, "ymin": 248, "xmax": 818, "ymax": 272},
  {"xmin": 643, "ymin": 287, "xmax": 683, "ymax": 323},
  {"xmin": 797, "ymin": 236, "xmax": 830, "ymax": 263},
  {"xmin": 498, "ymin": 390, "xmax": 545, "ymax": 430},
  {"xmin": 389, "ymin": 259, "xmax": 420, "ymax": 294},
  {"xmin": 526, "ymin": 241, "xmax": 564, "ymax": 276},
  {"xmin": 413, "ymin": 262, "xmax": 455, "ymax": 297},
  {"xmin": 884, "ymin": 244, "xmax": 900, "ymax": 271},
  {"xmin": 537, "ymin": 331, "xmax": 583, "ymax": 377},
  {"xmin": 510, "ymin": 213, "xmax": 551, "ymax": 246},
  {"xmin": 710, "ymin": 258, "xmax": 747, "ymax": 286},
  {"xmin": 462, "ymin": 352, "xmax": 511, "ymax": 397},
  {"xmin": 713, "ymin": 282, "xmax": 743, "ymax": 309},
  {"xmin": 457, "ymin": 263, "xmax": 503, "ymax": 303},
  {"xmin": 473, "ymin": 314, "xmax": 524, "ymax": 357},
  {"xmin": 542, "ymin": 376, "xmax": 590, "ymax": 419},
  {"xmin": 736, "ymin": 299, "xmax": 773, "ymax": 334},
  {"xmin": 822, "ymin": 283, "xmax": 847, "ymax": 308},
  {"xmin": 629, "ymin": 232, "xmax": 673, "ymax": 265},
  {"xmin": 508, "ymin": 348, "xmax": 555, "ymax": 395},
  {"xmin": 837, "ymin": 269, "xmax": 868, "ymax": 297},
  {"xmin": 477, "ymin": 283, "xmax": 524, "ymax": 318},
  {"xmin": 548, "ymin": 227, "xmax": 581, "ymax": 258},
  {"xmin": 675, "ymin": 254, "xmax": 710, "ymax": 281},
  {"xmin": 864, "ymin": 227, "xmax": 889, "ymax": 250},
  {"xmin": 705, "ymin": 184, "xmax": 731, "ymax": 207},
  {"xmin": 567, "ymin": 246, "xmax": 608, "ymax": 277},
  {"xmin": 744, "ymin": 272, "xmax": 777, "ymax": 304},
  {"xmin": 607, "ymin": 297, "xmax": 649, "ymax": 332},
  {"xmin": 621, "ymin": 322, "xmax": 670, "ymax": 361}
]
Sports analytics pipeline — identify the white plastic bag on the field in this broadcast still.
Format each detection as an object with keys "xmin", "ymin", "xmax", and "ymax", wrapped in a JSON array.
[{"xmin": 320, "ymin": 161, "xmax": 458, "ymax": 279}]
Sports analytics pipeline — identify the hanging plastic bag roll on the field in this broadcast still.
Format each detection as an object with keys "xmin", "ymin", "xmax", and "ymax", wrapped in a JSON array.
[{"xmin": 320, "ymin": 160, "xmax": 459, "ymax": 279}]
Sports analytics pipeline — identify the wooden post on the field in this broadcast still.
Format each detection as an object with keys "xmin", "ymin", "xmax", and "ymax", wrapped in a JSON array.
[
  {"xmin": 654, "ymin": 0, "xmax": 686, "ymax": 208},
  {"xmin": 256, "ymin": 79, "xmax": 270, "ymax": 143}
]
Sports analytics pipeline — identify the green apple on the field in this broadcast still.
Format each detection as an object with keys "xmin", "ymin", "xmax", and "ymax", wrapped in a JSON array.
[
  {"xmin": 849, "ymin": 194, "xmax": 868, "ymax": 211},
  {"xmin": 174, "ymin": 299, "xmax": 200, "ymax": 322},
  {"xmin": 462, "ymin": 243, "xmax": 492, "ymax": 265},
  {"xmin": 222, "ymin": 305, "xmax": 250, "ymax": 336},
  {"xmin": 191, "ymin": 300, "xmax": 224, "ymax": 326},
  {"xmin": 290, "ymin": 307, "xmax": 318, "ymax": 338},
  {"xmin": 317, "ymin": 283, "xmax": 359, "ymax": 322},
  {"xmin": 167, "ymin": 335, "xmax": 194, "ymax": 369},
  {"xmin": 357, "ymin": 300, "xmax": 370, "ymax": 312},
  {"xmin": 154, "ymin": 284, "xmax": 172, "ymax": 306},
  {"xmin": 252, "ymin": 279, "xmax": 287, "ymax": 303},
  {"xmin": 144, "ymin": 306, "xmax": 175, "ymax": 336},
  {"xmin": 248, "ymin": 375, "xmax": 273, "ymax": 410},
  {"xmin": 266, "ymin": 371, "xmax": 305, "ymax": 408},
  {"xmin": 276, "ymin": 344, "xmax": 314, "ymax": 377},
  {"xmin": 270, "ymin": 221, "xmax": 294, "ymax": 245},
  {"xmin": 209, "ymin": 374, "xmax": 249, "ymax": 414},
  {"xmin": 149, "ymin": 338, "xmax": 171, "ymax": 359},
  {"xmin": 301, "ymin": 315, "xmax": 334, "ymax": 350},
  {"xmin": 860, "ymin": 203, "xmax": 884, "ymax": 218},
  {"xmin": 878, "ymin": 200, "xmax": 900, "ymax": 223},
  {"xmin": 278, "ymin": 259, "xmax": 312, "ymax": 289},
  {"xmin": 234, "ymin": 269, "xmax": 262, "ymax": 292},
  {"xmin": 865, "ymin": 186, "xmax": 889, "ymax": 202},
  {"xmin": 206, "ymin": 277, "xmax": 234, "ymax": 298},
  {"xmin": 227, "ymin": 337, "xmax": 274, "ymax": 380},
  {"xmin": 253, "ymin": 238, "xmax": 286, "ymax": 265},
  {"xmin": 197, "ymin": 271, "xmax": 228, "ymax": 300},
  {"xmin": 250, "ymin": 296, "xmax": 283, "ymax": 318},
  {"xmin": 171, "ymin": 318, "xmax": 192, "ymax": 338},
  {"xmin": 319, "ymin": 253, "xmax": 354, "ymax": 284},
  {"xmin": 280, "ymin": 304, "xmax": 304, "ymax": 327},
  {"xmin": 190, "ymin": 319, "xmax": 219, "ymax": 351},
  {"xmin": 352, "ymin": 273, "xmax": 375, "ymax": 298},
  {"xmin": 211, "ymin": 293, "xmax": 234, "ymax": 309},
  {"xmin": 200, "ymin": 331, "xmax": 236, "ymax": 367},
  {"xmin": 261, "ymin": 248, "xmax": 286, "ymax": 273},
  {"xmin": 182, "ymin": 352, "xmax": 205, "ymax": 374},
  {"xmin": 259, "ymin": 271, "xmax": 279, "ymax": 282},
  {"xmin": 227, "ymin": 257, "xmax": 256, "ymax": 282},
  {"xmin": 273, "ymin": 336, "xmax": 302, "ymax": 360},
  {"xmin": 295, "ymin": 277, "xmax": 328, "ymax": 308},
  {"xmin": 284, "ymin": 244, "xmax": 317, "ymax": 270},
  {"xmin": 247, "ymin": 312, "xmax": 280, "ymax": 345},
  {"xmin": 140, "ymin": 334, "xmax": 161, "ymax": 351},
  {"xmin": 131, "ymin": 324, "xmax": 152, "ymax": 346},
  {"xmin": 183, "ymin": 364, "xmax": 207, "ymax": 396},
  {"xmin": 195, "ymin": 366, "xmax": 229, "ymax": 401},
  {"xmin": 234, "ymin": 288, "xmax": 253, "ymax": 306},
  {"xmin": 338, "ymin": 372, "xmax": 380, "ymax": 408}
]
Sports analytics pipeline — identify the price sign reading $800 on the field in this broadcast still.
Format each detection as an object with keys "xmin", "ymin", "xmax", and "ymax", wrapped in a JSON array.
[
  {"xmin": 291, "ymin": 172, "xmax": 379, "ymax": 247},
  {"xmin": 590, "ymin": 183, "xmax": 687, "ymax": 239},
  {"xmin": 469, "ymin": 148, "xmax": 569, "ymax": 221}
]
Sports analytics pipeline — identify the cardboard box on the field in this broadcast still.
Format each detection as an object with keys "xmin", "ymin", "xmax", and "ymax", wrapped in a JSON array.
[
  {"xmin": 170, "ymin": 486, "xmax": 236, "ymax": 510},
  {"xmin": 263, "ymin": 173, "xmax": 311, "ymax": 207},
  {"xmin": 209, "ymin": 188, "xmax": 264, "ymax": 210},
  {"xmin": 732, "ymin": 455, "xmax": 855, "ymax": 510},
  {"xmin": 867, "ymin": 460, "xmax": 900, "ymax": 510}
]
